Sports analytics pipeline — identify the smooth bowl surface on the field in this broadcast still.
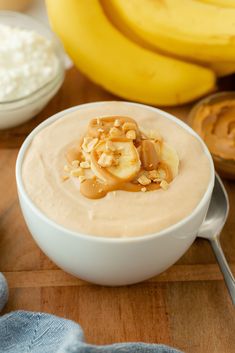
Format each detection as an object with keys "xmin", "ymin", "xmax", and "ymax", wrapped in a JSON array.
[{"xmin": 16, "ymin": 102, "xmax": 215, "ymax": 286}]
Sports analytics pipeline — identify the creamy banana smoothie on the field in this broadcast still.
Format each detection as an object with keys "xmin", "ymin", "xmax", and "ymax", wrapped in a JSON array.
[{"xmin": 22, "ymin": 102, "xmax": 212, "ymax": 237}]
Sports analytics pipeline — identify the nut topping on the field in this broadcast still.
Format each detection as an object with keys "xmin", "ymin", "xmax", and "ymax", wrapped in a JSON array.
[
  {"xmin": 114, "ymin": 119, "xmax": 121, "ymax": 127},
  {"xmin": 80, "ymin": 161, "xmax": 90, "ymax": 169},
  {"xmin": 71, "ymin": 160, "xmax": 80, "ymax": 168},
  {"xmin": 65, "ymin": 116, "xmax": 178, "ymax": 199},
  {"xmin": 148, "ymin": 170, "xmax": 158, "ymax": 180},
  {"xmin": 122, "ymin": 122, "xmax": 137, "ymax": 132},
  {"xmin": 82, "ymin": 137, "xmax": 98, "ymax": 153},
  {"xmin": 109, "ymin": 127, "xmax": 122, "ymax": 137},
  {"xmin": 70, "ymin": 167, "xmax": 84, "ymax": 177},
  {"xmin": 98, "ymin": 152, "xmax": 116, "ymax": 167},
  {"xmin": 160, "ymin": 180, "xmax": 169, "ymax": 190},
  {"xmin": 126, "ymin": 130, "xmax": 136, "ymax": 140},
  {"xmin": 137, "ymin": 174, "xmax": 151, "ymax": 186}
]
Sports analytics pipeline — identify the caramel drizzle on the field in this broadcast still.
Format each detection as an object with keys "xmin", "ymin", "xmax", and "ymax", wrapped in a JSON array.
[
  {"xmin": 80, "ymin": 162, "xmax": 172, "ymax": 199},
  {"xmin": 66, "ymin": 116, "xmax": 173, "ymax": 199}
]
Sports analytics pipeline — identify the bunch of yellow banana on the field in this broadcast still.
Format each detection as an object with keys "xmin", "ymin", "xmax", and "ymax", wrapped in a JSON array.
[{"xmin": 46, "ymin": 0, "xmax": 235, "ymax": 106}]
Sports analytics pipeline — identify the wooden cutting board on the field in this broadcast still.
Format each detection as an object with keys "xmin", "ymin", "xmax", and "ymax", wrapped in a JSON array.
[{"xmin": 0, "ymin": 67, "xmax": 235, "ymax": 353}]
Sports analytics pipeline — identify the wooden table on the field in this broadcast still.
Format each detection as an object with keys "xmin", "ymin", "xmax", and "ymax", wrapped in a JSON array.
[{"xmin": 1, "ymin": 68, "xmax": 235, "ymax": 353}]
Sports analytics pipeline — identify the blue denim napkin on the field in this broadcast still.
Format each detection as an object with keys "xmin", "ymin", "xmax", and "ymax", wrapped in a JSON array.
[{"xmin": 0, "ymin": 274, "xmax": 182, "ymax": 353}]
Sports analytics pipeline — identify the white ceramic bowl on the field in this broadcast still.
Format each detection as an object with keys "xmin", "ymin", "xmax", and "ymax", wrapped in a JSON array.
[
  {"xmin": 0, "ymin": 11, "xmax": 65, "ymax": 129},
  {"xmin": 16, "ymin": 102, "xmax": 215, "ymax": 286}
]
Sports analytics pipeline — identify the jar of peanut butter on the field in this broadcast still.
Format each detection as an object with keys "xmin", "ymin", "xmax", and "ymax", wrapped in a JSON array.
[{"xmin": 189, "ymin": 91, "xmax": 235, "ymax": 180}]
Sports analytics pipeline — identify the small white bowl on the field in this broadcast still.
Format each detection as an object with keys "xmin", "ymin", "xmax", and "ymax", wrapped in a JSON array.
[
  {"xmin": 16, "ymin": 102, "xmax": 215, "ymax": 286},
  {"xmin": 0, "ymin": 11, "xmax": 65, "ymax": 129}
]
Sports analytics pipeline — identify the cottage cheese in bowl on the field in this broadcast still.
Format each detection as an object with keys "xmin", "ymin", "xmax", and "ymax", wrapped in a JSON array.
[
  {"xmin": 0, "ymin": 12, "xmax": 65, "ymax": 129},
  {"xmin": 21, "ymin": 101, "xmax": 212, "ymax": 238},
  {"xmin": 0, "ymin": 24, "xmax": 59, "ymax": 102}
]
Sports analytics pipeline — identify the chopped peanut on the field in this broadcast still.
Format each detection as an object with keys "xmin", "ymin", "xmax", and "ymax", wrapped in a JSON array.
[
  {"xmin": 148, "ymin": 170, "xmax": 158, "ymax": 180},
  {"xmin": 98, "ymin": 153, "xmax": 115, "ymax": 167},
  {"xmin": 70, "ymin": 167, "xmax": 84, "ymax": 177},
  {"xmin": 141, "ymin": 187, "xmax": 147, "ymax": 192},
  {"xmin": 82, "ymin": 137, "xmax": 98, "ymax": 153},
  {"xmin": 160, "ymin": 180, "xmax": 169, "ymax": 190},
  {"xmin": 153, "ymin": 178, "xmax": 162, "ymax": 183},
  {"xmin": 82, "ymin": 136, "xmax": 92, "ymax": 146},
  {"xmin": 71, "ymin": 160, "xmax": 80, "ymax": 168},
  {"xmin": 80, "ymin": 161, "xmax": 90, "ymax": 169},
  {"xmin": 149, "ymin": 168, "xmax": 166, "ymax": 181},
  {"xmin": 137, "ymin": 174, "xmax": 151, "ymax": 186},
  {"xmin": 126, "ymin": 130, "xmax": 136, "ymax": 140},
  {"xmin": 122, "ymin": 122, "xmax": 137, "ymax": 132},
  {"xmin": 109, "ymin": 127, "xmax": 122, "ymax": 137},
  {"xmin": 114, "ymin": 119, "xmax": 121, "ymax": 127},
  {"xmin": 62, "ymin": 175, "xmax": 69, "ymax": 181}
]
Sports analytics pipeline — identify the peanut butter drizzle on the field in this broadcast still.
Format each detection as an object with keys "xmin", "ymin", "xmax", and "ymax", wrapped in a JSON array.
[
  {"xmin": 89, "ymin": 116, "xmax": 141, "ymax": 142},
  {"xmin": 192, "ymin": 100, "xmax": 235, "ymax": 161},
  {"xmin": 141, "ymin": 140, "xmax": 160, "ymax": 171},
  {"xmin": 66, "ymin": 116, "xmax": 173, "ymax": 199},
  {"xmin": 80, "ymin": 162, "xmax": 172, "ymax": 199}
]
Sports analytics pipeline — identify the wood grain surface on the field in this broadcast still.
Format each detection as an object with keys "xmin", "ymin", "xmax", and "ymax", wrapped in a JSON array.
[{"xmin": 0, "ymin": 67, "xmax": 235, "ymax": 353}]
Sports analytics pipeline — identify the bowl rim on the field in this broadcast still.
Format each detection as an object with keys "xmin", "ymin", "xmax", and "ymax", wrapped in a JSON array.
[
  {"xmin": 0, "ymin": 70, "xmax": 65, "ymax": 112},
  {"xmin": 16, "ymin": 101, "xmax": 215, "ymax": 244},
  {"xmin": 0, "ymin": 10, "xmax": 65, "ymax": 106}
]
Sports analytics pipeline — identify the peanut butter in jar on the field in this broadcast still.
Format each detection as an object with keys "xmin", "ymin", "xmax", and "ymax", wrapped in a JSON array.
[
  {"xmin": 189, "ymin": 92, "xmax": 235, "ymax": 180},
  {"xmin": 0, "ymin": 0, "xmax": 32, "ymax": 11}
]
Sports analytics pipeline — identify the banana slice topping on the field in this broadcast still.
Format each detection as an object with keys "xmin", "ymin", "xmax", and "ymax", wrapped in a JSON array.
[{"xmin": 64, "ymin": 116, "xmax": 179, "ymax": 199}]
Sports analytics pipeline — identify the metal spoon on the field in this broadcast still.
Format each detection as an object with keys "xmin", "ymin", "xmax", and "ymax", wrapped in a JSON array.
[{"xmin": 198, "ymin": 173, "xmax": 235, "ymax": 305}]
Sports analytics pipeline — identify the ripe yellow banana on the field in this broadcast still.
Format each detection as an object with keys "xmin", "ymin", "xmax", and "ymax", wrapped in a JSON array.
[
  {"xmin": 46, "ymin": 0, "xmax": 215, "ymax": 106},
  {"xmin": 210, "ymin": 62, "xmax": 235, "ymax": 77},
  {"xmin": 102, "ymin": 0, "xmax": 235, "ymax": 63},
  {"xmin": 161, "ymin": 142, "xmax": 179, "ymax": 179},
  {"xmin": 199, "ymin": 0, "xmax": 235, "ymax": 7}
]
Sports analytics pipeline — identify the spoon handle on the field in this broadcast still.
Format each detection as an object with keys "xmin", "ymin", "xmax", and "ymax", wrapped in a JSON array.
[{"xmin": 210, "ymin": 236, "xmax": 235, "ymax": 306}]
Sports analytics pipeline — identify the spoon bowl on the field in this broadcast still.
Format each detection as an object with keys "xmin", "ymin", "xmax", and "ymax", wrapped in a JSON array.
[
  {"xmin": 198, "ymin": 174, "xmax": 229, "ymax": 240},
  {"xmin": 198, "ymin": 174, "xmax": 235, "ymax": 305}
]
